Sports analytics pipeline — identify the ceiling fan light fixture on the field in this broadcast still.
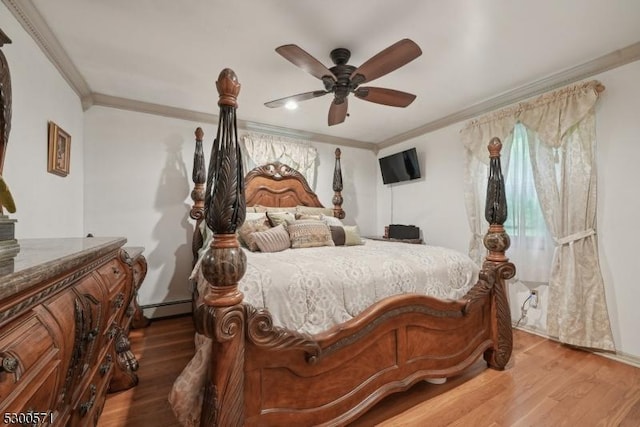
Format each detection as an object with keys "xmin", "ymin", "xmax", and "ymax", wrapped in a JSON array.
[{"xmin": 284, "ymin": 100, "xmax": 298, "ymax": 110}]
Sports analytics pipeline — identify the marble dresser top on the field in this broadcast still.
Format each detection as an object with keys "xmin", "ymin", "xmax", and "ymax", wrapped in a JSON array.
[{"xmin": 0, "ymin": 237, "xmax": 127, "ymax": 300}]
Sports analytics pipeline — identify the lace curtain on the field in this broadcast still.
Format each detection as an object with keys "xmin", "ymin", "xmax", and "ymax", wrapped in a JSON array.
[
  {"xmin": 504, "ymin": 123, "xmax": 555, "ymax": 284},
  {"xmin": 460, "ymin": 80, "xmax": 615, "ymax": 351},
  {"xmin": 241, "ymin": 132, "xmax": 318, "ymax": 188}
]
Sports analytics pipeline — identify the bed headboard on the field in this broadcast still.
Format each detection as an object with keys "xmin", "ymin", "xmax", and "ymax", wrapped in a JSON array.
[
  {"xmin": 245, "ymin": 162, "xmax": 324, "ymax": 208},
  {"xmin": 189, "ymin": 128, "xmax": 345, "ymax": 262}
]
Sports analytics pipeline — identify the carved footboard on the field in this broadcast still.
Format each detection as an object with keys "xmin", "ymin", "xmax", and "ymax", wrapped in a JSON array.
[{"xmin": 191, "ymin": 69, "xmax": 514, "ymax": 426}]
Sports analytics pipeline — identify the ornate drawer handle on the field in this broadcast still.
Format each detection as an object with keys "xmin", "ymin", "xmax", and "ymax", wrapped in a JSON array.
[
  {"xmin": 1, "ymin": 356, "xmax": 18, "ymax": 374},
  {"xmin": 107, "ymin": 326, "xmax": 118, "ymax": 340},
  {"xmin": 113, "ymin": 292, "xmax": 125, "ymax": 309},
  {"xmin": 0, "ymin": 356, "xmax": 20, "ymax": 382},
  {"xmin": 100, "ymin": 355, "xmax": 113, "ymax": 376},
  {"xmin": 79, "ymin": 384, "xmax": 97, "ymax": 416},
  {"xmin": 112, "ymin": 266, "xmax": 121, "ymax": 276}
]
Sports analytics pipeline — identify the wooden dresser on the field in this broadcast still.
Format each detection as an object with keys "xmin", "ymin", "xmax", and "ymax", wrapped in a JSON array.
[{"xmin": 0, "ymin": 237, "xmax": 147, "ymax": 426}]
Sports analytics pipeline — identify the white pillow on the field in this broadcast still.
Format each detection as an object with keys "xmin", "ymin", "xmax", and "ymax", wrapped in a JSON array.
[{"xmin": 321, "ymin": 214, "xmax": 344, "ymax": 227}]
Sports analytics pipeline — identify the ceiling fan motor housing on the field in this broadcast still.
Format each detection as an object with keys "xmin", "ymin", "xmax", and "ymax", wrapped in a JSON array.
[{"xmin": 328, "ymin": 48, "xmax": 357, "ymax": 101}]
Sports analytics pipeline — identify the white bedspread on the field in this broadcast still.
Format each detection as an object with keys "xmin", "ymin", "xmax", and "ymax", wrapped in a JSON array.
[{"xmin": 192, "ymin": 239, "xmax": 478, "ymax": 334}]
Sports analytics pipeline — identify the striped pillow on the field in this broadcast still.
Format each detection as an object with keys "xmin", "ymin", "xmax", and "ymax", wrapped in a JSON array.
[
  {"xmin": 288, "ymin": 221, "xmax": 335, "ymax": 249},
  {"xmin": 252, "ymin": 224, "xmax": 290, "ymax": 253}
]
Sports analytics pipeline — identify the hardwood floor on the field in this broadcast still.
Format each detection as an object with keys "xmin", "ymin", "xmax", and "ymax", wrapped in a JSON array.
[
  {"xmin": 98, "ymin": 316, "xmax": 196, "ymax": 427},
  {"xmin": 98, "ymin": 316, "xmax": 640, "ymax": 427}
]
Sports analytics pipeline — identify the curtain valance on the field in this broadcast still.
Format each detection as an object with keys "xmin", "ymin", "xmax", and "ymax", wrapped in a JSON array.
[
  {"xmin": 242, "ymin": 132, "xmax": 318, "ymax": 188},
  {"xmin": 461, "ymin": 80, "xmax": 603, "ymax": 164}
]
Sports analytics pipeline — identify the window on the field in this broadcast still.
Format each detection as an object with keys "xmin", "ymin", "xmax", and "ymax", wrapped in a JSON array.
[{"xmin": 503, "ymin": 123, "xmax": 554, "ymax": 283}]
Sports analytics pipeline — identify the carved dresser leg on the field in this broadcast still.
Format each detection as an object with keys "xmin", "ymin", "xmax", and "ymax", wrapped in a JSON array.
[{"xmin": 108, "ymin": 327, "xmax": 139, "ymax": 392}]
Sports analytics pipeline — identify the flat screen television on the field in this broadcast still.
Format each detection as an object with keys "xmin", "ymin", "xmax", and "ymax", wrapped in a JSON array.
[{"xmin": 378, "ymin": 147, "xmax": 421, "ymax": 184}]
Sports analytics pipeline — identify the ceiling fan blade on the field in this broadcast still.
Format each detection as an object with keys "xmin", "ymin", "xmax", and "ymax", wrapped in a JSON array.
[
  {"xmin": 354, "ymin": 87, "xmax": 417, "ymax": 107},
  {"xmin": 328, "ymin": 98, "xmax": 348, "ymax": 126},
  {"xmin": 276, "ymin": 44, "xmax": 337, "ymax": 81},
  {"xmin": 264, "ymin": 90, "xmax": 329, "ymax": 108},
  {"xmin": 351, "ymin": 39, "xmax": 422, "ymax": 85}
]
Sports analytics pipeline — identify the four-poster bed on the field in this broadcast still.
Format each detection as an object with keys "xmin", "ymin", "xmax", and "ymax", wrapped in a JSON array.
[{"xmin": 173, "ymin": 68, "xmax": 515, "ymax": 426}]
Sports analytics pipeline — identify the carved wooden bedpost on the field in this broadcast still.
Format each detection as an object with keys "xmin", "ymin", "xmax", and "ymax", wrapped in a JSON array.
[
  {"xmin": 0, "ymin": 30, "xmax": 13, "ymax": 216},
  {"xmin": 191, "ymin": 127, "xmax": 206, "ymax": 264},
  {"xmin": 482, "ymin": 137, "xmax": 516, "ymax": 370},
  {"xmin": 0, "ymin": 29, "xmax": 11, "ymax": 179},
  {"xmin": 194, "ymin": 69, "xmax": 247, "ymax": 427},
  {"xmin": 332, "ymin": 148, "xmax": 345, "ymax": 219},
  {"xmin": 191, "ymin": 127, "xmax": 206, "ymax": 222}
]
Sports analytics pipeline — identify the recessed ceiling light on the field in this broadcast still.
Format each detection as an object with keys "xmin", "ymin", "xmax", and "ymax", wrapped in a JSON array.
[{"xmin": 284, "ymin": 100, "xmax": 298, "ymax": 110}]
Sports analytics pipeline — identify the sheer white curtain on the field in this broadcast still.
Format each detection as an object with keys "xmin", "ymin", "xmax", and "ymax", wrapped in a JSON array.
[
  {"xmin": 461, "ymin": 80, "xmax": 614, "ymax": 351},
  {"xmin": 504, "ymin": 123, "xmax": 555, "ymax": 284},
  {"xmin": 241, "ymin": 132, "xmax": 318, "ymax": 188}
]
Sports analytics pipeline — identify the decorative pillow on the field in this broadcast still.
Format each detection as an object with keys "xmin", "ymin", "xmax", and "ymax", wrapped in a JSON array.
[
  {"xmin": 296, "ymin": 206, "xmax": 335, "ymax": 217},
  {"xmin": 288, "ymin": 221, "xmax": 335, "ymax": 249},
  {"xmin": 267, "ymin": 206, "xmax": 298, "ymax": 213},
  {"xmin": 344, "ymin": 225, "xmax": 364, "ymax": 246},
  {"xmin": 238, "ymin": 218, "xmax": 270, "ymax": 251},
  {"xmin": 321, "ymin": 214, "xmax": 344, "ymax": 227},
  {"xmin": 252, "ymin": 224, "xmax": 291, "ymax": 253},
  {"xmin": 266, "ymin": 211, "xmax": 296, "ymax": 228},
  {"xmin": 295, "ymin": 213, "xmax": 323, "ymax": 221},
  {"xmin": 329, "ymin": 225, "xmax": 346, "ymax": 246},
  {"xmin": 246, "ymin": 212, "xmax": 267, "ymax": 221}
]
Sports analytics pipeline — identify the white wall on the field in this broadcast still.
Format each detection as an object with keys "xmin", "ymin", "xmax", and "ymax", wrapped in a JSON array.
[
  {"xmin": 376, "ymin": 126, "xmax": 470, "ymax": 253},
  {"xmin": 595, "ymin": 60, "xmax": 640, "ymax": 360},
  {"xmin": 313, "ymin": 142, "xmax": 378, "ymax": 235},
  {"xmin": 83, "ymin": 107, "xmax": 377, "ymax": 313},
  {"xmin": 1, "ymin": 5, "xmax": 84, "ymax": 237},
  {"xmin": 376, "ymin": 60, "xmax": 640, "ymax": 360}
]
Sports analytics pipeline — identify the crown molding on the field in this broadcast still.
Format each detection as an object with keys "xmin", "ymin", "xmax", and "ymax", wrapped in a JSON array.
[
  {"xmin": 2, "ymin": 0, "xmax": 92, "ymax": 102},
  {"xmin": 91, "ymin": 93, "xmax": 375, "ymax": 151},
  {"xmin": 378, "ymin": 41, "xmax": 640, "ymax": 150}
]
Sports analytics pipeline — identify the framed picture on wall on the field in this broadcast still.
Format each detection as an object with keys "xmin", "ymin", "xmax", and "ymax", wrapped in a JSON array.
[{"xmin": 47, "ymin": 121, "xmax": 71, "ymax": 177}]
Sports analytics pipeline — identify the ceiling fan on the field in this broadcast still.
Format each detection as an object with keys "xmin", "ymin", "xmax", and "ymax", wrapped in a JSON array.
[{"xmin": 264, "ymin": 39, "xmax": 422, "ymax": 126}]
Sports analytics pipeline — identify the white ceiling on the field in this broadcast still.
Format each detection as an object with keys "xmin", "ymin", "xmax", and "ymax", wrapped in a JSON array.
[{"xmin": 21, "ymin": 0, "xmax": 640, "ymax": 145}]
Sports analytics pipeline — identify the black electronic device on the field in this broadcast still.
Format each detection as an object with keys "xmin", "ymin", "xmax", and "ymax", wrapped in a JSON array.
[
  {"xmin": 388, "ymin": 224, "xmax": 420, "ymax": 240},
  {"xmin": 378, "ymin": 147, "xmax": 421, "ymax": 184}
]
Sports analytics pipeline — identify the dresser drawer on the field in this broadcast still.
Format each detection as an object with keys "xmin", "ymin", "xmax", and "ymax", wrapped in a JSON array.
[
  {"xmin": 1, "ymin": 363, "xmax": 59, "ymax": 425},
  {"xmin": 69, "ymin": 363, "xmax": 111, "ymax": 427},
  {"xmin": 0, "ymin": 313, "xmax": 58, "ymax": 402},
  {"xmin": 95, "ymin": 259, "xmax": 127, "ymax": 294}
]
